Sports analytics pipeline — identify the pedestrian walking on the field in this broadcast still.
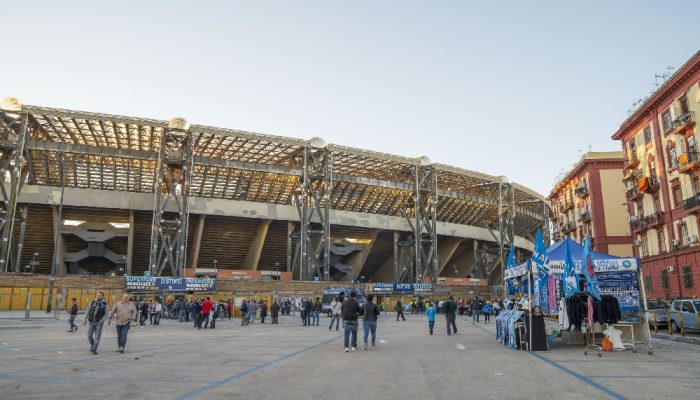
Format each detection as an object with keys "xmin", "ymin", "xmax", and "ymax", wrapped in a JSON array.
[
  {"xmin": 470, "ymin": 297, "xmax": 481, "ymax": 323},
  {"xmin": 240, "ymin": 300, "xmax": 249, "ymax": 326},
  {"xmin": 312, "ymin": 297, "xmax": 322, "ymax": 326},
  {"xmin": 138, "ymin": 299, "xmax": 148, "ymax": 326},
  {"xmin": 328, "ymin": 296, "xmax": 341, "ymax": 331},
  {"xmin": 426, "ymin": 302, "xmax": 436, "ymax": 335},
  {"xmin": 362, "ymin": 294, "xmax": 380, "ymax": 350},
  {"xmin": 248, "ymin": 299, "xmax": 258, "ymax": 324},
  {"xmin": 260, "ymin": 301, "xmax": 268, "ymax": 324},
  {"xmin": 192, "ymin": 299, "xmax": 202, "ymax": 328},
  {"xmin": 444, "ymin": 295, "xmax": 458, "ymax": 335},
  {"xmin": 395, "ymin": 297, "xmax": 406, "ymax": 321},
  {"xmin": 152, "ymin": 299, "xmax": 163, "ymax": 325},
  {"xmin": 200, "ymin": 297, "xmax": 212, "ymax": 329},
  {"xmin": 271, "ymin": 300, "xmax": 280, "ymax": 324},
  {"xmin": 108, "ymin": 294, "xmax": 137, "ymax": 353},
  {"xmin": 481, "ymin": 302, "xmax": 491, "ymax": 324},
  {"xmin": 82, "ymin": 291, "xmax": 108, "ymax": 355},
  {"xmin": 342, "ymin": 291, "xmax": 363, "ymax": 352},
  {"xmin": 67, "ymin": 297, "xmax": 78, "ymax": 332},
  {"xmin": 227, "ymin": 299, "xmax": 233, "ymax": 320}
]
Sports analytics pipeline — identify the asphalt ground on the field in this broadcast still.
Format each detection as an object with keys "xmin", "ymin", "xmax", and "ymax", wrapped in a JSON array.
[{"xmin": 0, "ymin": 311, "xmax": 698, "ymax": 400}]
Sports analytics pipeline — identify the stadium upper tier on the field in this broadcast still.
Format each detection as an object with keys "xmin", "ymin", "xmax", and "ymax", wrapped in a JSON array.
[{"xmin": 0, "ymin": 102, "xmax": 546, "ymax": 237}]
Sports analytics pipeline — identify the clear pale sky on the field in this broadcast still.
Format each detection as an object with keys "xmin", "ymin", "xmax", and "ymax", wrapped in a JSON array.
[{"xmin": 2, "ymin": 1, "xmax": 699, "ymax": 196}]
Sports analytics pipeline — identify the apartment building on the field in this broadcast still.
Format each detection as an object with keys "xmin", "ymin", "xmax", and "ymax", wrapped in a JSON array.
[
  {"xmin": 548, "ymin": 151, "xmax": 633, "ymax": 257},
  {"xmin": 612, "ymin": 50, "xmax": 700, "ymax": 299}
]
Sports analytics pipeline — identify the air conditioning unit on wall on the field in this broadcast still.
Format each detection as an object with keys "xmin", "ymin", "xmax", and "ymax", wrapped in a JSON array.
[
  {"xmin": 667, "ymin": 266, "xmax": 675, "ymax": 273},
  {"xmin": 633, "ymin": 239, "xmax": 641, "ymax": 246},
  {"xmin": 687, "ymin": 235, "xmax": 698, "ymax": 244}
]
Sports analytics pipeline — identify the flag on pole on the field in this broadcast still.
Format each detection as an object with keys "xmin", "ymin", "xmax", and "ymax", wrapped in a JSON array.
[
  {"xmin": 505, "ymin": 244, "xmax": 517, "ymax": 295},
  {"xmin": 581, "ymin": 236, "xmax": 601, "ymax": 300},
  {"xmin": 530, "ymin": 229, "xmax": 549, "ymax": 279},
  {"xmin": 562, "ymin": 239, "xmax": 578, "ymax": 299}
]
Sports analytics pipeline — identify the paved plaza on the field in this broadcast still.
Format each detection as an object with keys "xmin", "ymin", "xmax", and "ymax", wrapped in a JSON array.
[{"xmin": 0, "ymin": 312, "xmax": 698, "ymax": 400}]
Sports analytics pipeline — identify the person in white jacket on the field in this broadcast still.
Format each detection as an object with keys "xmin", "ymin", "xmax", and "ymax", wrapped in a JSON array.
[{"xmin": 329, "ymin": 297, "xmax": 342, "ymax": 331}]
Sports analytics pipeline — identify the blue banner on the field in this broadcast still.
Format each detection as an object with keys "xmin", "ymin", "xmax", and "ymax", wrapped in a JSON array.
[
  {"xmin": 370, "ymin": 283, "xmax": 433, "ymax": 295},
  {"xmin": 125, "ymin": 276, "xmax": 216, "ymax": 292}
]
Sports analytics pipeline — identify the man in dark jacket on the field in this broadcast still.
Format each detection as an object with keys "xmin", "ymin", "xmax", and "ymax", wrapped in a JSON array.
[
  {"xmin": 444, "ymin": 295, "xmax": 458, "ymax": 335},
  {"xmin": 270, "ymin": 300, "xmax": 280, "ymax": 324},
  {"xmin": 470, "ymin": 297, "xmax": 482, "ymax": 323},
  {"xmin": 67, "ymin": 298, "xmax": 79, "ymax": 332},
  {"xmin": 341, "ymin": 291, "xmax": 363, "ymax": 352},
  {"xmin": 362, "ymin": 294, "xmax": 380, "ymax": 350},
  {"xmin": 312, "ymin": 297, "xmax": 322, "ymax": 326},
  {"xmin": 82, "ymin": 291, "xmax": 108, "ymax": 355},
  {"xmin": 395, "ymin": 297, "xmax": 406, "ymax": 321},
  {"xmin": 304, "ymin": 298, "xmax": 313, "ymax": 327}
]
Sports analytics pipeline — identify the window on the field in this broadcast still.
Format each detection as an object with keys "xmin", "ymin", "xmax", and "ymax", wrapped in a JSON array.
[
  {"xmin": 658, "ymin": 229, "xmax": 666, "ymax": 253},
  {"xmin": 649, "ymin": 161, "xmax": 657, "ymax": 180},
  {"xmin": 672, "ymin": 185, "xmax": 682, "ymax": 208},
  {"xmin": 672, "ymin": 300, "xmax": 681, "ymax": 311},
  {"xmin": 662, "ymin": 111, "xmax": 672, "ymax": 132},
  {"xmin": 644, "ymin": 126, "xmax": 652, "ymax": 145},
  {"xmin": 653, "ymin": 195, "xmax": 661, "ymax": 213},
  {"xmin": 629, "ymin": 140, "xmax": 637, "ymax": 155},
  {"xmin": 693, "ymin": 176, "xmax": 700, "ymax": 195},
  {"xmin": 680, "ymin": 223, "xmax": 689, "ymax": 245},
  {"xmin": 682, "ymin": 301, "xmax": 694, "ymax": 312},
  {"xmin": 641, "ymin": 235, "xmax": 649, "ymax": 257},
  {"xmin": 687, "ymin": 135, "xmax": 697, "ymax": 154},
  {"xmin": 682, "ymin": 266, "xmax": 693, "ymax": 289},
  {"xmin": 668, "ymin": 147, "xmax": 678, "ymax": 169},
  {"xmin": 661, "ymin": 269, "xmax": 670, "ymax": 289},
  {"xmin": 645, "ymin": 274, "xmax": 653, "ymax": 291},
  {"xmin": 679, "ymin": 94, "xmax": 689, "ymax": 114}
]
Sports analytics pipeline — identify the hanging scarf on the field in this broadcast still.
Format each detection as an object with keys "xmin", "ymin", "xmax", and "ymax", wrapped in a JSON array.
[{"xmin": 587, "ymin": 296, "xmax": 594, "ymax": 329}]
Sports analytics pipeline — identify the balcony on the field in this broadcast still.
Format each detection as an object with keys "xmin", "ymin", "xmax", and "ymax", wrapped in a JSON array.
[
  {"xmin": 562, "ymin": 221, "xmax": 576, "ymax": 233},
  {"xmin": 629, "ymin": 216, "xmax": 646, "ymax": 233},
  {"xmin": 624, "ymin": 154, "xmax": 640, "ymax": 170},
  {"xmin": 678, "ymin": 151, "xmax": 700, "ymax": 174},
  {"xmin": 670, "ymin": 111, "xmax": 696, "ymax": 136},
  {"xmin": 575, "ymin": 185, "xmax": 589, "ymax": 198},
  {"xmin": 563, "ymin": 201, "xmax": 574, "ymax": 211},
  {"xmin": 640, "ymin": 176, "xmax": 660, "ymax": 194},
  {"xmin": 626, "ymin": 186, "xmax": 643, "ymax": 201},
  {"xmin": 643, "ymin": 211, "xmax": 664, "ymax": 228},
  {"xmin": 578, "ymin": 209, "xmax": 591, "ymax": 223},
  {"xmin": 684, "ymin": 193, "xmax": 700, "ymax": 213}
]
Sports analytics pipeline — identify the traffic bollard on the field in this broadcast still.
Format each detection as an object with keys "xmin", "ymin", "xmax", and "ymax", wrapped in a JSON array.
[
  {"xmin": 653, "ymin": 310, "xmax": 658, "ymax": 334},
  {"xmin": 24, "ymin": 294, "xmax": 32, "ymax": 320},
  {"xmin": 679, "ymin": 312, "xmax": 685, "ymax": 337}
]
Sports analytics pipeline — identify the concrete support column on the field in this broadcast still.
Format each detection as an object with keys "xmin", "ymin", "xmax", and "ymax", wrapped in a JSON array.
[
  {"xmin": 244, "ymin": 219, "xmax": 272, "ymax": 270},
  {"xmin": 348, "ymin": 229, "xmax": 381, "ymax": 281},
  {"xmin": 126, "ymin": 210, "xmax": 134, "ymax": 275},
  {"xmin": 188, "ymin": 215, "xmax": 206, "ymax": 272},
  {"xmin": 436, "ymin": 237, "xmax": 463, "ymax": 277},
  {"xmin": 50, "ymin": 206, "xmax": 67, "ymax": 275}
]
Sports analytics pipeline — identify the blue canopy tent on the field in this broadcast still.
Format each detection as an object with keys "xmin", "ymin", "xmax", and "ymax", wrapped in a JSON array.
[{"xmin": 505, "ymin": 238, "xmax": 641, "ymax": 314}]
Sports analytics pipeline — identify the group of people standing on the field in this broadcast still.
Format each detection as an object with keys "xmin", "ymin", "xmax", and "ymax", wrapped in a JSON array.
[{"xmin": 239, "ymin": 299, "xmax": 279, "ymax": 325}]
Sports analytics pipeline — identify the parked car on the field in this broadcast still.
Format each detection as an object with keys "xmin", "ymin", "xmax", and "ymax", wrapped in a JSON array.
[
  {"xmin": 668, "ymin": 299, "xmax": 700, "ymax": 332},
  {"xmin": 645, "ymin": 299, "xmax": 669, "ymax": 327},
  {"xmin": 321, "ymin": 288, "xmax": 365, "ymax": 317}
]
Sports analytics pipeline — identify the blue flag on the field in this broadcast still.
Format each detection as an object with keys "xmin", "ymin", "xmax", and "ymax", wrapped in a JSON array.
[
  {"xmin": 562, "ymin": 240, "xmax": 578, "ymax": 299},
  {"xmin": 530, "ymin": 229, "xmax": 549, "ymax": 279},
  {"xmin": 581, "ymin": 236, "xmax": 601, "ymax": 300},
  {"xmin": 505, "ymin": 244, "xmax": 517, "ymax": 295}
]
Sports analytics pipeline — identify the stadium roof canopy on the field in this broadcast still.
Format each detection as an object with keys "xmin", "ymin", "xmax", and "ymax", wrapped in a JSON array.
[{"xmin": 1, "ymin": 102, "xmax": 547, "ymax": 238}]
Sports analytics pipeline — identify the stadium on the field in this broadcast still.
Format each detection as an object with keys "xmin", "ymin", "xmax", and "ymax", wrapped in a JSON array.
[{"xmin": 0, "ymin": 97, "xmax": 548, "ymax": 289}]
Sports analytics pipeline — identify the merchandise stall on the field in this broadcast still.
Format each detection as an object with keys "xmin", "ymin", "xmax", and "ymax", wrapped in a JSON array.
[{"xmin": 501, "ymin": 238, "xmax": 652, "ymax": 354}]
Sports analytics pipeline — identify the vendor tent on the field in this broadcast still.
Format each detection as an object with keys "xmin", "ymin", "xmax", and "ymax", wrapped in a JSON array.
[{"xmin": 506, "ymin": 238, "xmax": 641, "ymax": 313}]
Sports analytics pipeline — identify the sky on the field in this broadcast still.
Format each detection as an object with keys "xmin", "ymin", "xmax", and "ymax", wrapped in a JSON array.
[{"xmin": 2, "ymin": 1, "xmax": 699, "ymax": 196}]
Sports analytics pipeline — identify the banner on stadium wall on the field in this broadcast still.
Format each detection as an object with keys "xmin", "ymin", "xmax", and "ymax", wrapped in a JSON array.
[
  {"xmin": 369, "ymin": 283, "xmax": 433, "ymax": 295},
  {"xmin": 125, "ymin": 276, "xmax": 216, "ymax": 292}
]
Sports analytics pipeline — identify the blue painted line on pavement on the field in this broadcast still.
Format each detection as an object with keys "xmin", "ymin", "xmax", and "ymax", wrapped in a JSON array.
[
  {"xmin": 173, "ymin": 335, "xmax": 341, "ymax": 400},
  {"xmin": 587, "ymin": 375, "xmax": 700, "ymax": 380},
  {"xmin": 460, "ymin": 317, "xmax": 628, "ymax": 400}
]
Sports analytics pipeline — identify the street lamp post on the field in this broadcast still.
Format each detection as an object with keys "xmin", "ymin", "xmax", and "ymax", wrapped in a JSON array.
[
  {"xmin": 275, "ymin": 262, "xmax": 280, "ymax": 280},
  {"xmin": 213, "ymin": 259, "xmax": 218, "ymax": 278}
]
